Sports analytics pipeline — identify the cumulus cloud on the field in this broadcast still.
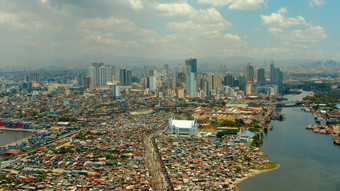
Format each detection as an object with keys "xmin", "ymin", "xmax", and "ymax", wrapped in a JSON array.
[
  {"xmin": 286, "ymin": 25, "xmax": 327, "ymax": 44},
  {"xmin": 261, "ymin": 9, "xmax": 306, "ymax": 29},
  {"xmin": 308, "ymin": 0, "xmax": 325, "ymax": 7},
  {"xmin": 0, "ymin": 0, "xmax": 332, "ymax": 65},
  {"xmin": 197, "ymin": 0, "xmax": 266, "ymax": 10},
  {"xmin": 262, "ymin": 8, "xmax": 327, "ymax": 47}
]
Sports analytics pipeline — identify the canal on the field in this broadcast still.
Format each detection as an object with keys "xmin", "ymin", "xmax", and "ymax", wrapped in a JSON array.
[{"xmin": 239, "ymin": 91, "xmax": 340, "ymax": 191}]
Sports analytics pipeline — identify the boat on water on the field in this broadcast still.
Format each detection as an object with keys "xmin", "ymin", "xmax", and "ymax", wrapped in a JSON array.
[
  {"xmin": 313, "ymin": 128, "xmax": 320, "ymax": 133},
  {"xmin": 334, "ymin": 137, "xmax": 340, "ymax": 145},
  {"xmin": 306, "ymin": 125, "xmax": 313, "ymax": 130},
  {"xmin": 319, "ymin": 129, "xmax": 327, "ymax": 134},
  {"xmin": 272, "ymin": 113, "xmax": 285, "ymax": 121}
]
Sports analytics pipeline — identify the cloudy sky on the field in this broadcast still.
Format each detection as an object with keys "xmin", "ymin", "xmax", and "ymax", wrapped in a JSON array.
[{"xmin": 0, "ymin": 0, "xmax": 339, "ymax": 67}]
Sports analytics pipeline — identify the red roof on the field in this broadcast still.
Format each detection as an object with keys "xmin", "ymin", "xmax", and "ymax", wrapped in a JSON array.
[{"xmin": 5, "ymin": 149, "xmax": 20, "ymax": 155}]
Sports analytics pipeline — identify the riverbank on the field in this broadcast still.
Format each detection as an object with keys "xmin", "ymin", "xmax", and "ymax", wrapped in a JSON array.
[
  {"xmin": 0, "ymin": 127, "xmax": 41, "ymax": 132},
  {"xmin": 235, "ymin": 163, "xmax": 280, "ymax": 190},
  {"xmin": 239, "ymin": 91, "xmax": 340, "ymax": 191},
  {"xmin": 1, "ymin": 135, "xmax": 32, "ymax": 149}
]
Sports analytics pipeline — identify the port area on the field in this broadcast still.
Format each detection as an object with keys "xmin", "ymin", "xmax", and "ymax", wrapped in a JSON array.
[{"xmin": 302, "ymin": 104, "xmax": 340, "ymax": 145}]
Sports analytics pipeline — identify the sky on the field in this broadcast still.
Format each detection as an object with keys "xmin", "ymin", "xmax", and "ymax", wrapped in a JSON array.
[{"xmin": 0, "ymin": 0, "xmax": 339, "ymax": 67}]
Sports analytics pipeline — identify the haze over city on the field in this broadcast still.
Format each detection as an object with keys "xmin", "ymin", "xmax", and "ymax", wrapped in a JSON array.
[{"xmin": 1, "ymin": 0, "xmax": 339, "ymax": 67}]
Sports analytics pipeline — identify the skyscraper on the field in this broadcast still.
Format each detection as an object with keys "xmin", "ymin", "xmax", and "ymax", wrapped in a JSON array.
[
  {"xmin": 113, "ymin": 85, "xmax": 120, "ymax": 98},
  {"xmin": 187, "ymin": 72, "xmax": 197, "ymax": 98},
  {"xmin": 270, "ymin": 62, "xmax": 283, "ymax": 92},
  {"xmin": 84, "ymin": 76, "xmax": 91, "ymax": 89},
  {"xmin": 31, "ymin": 74, "xmax": 40, "ymax": 83},
  {"xmin": 246, "ymin": 81, "xmax": 253, "ymax": 96},
  {"xmin": 270, "ymin": 62, "xmax": 275, "ymax": 85},
  {"xmin": 246, "ymin": 63, "xmax": 255, "ymax": 84},
  {"xmin": 88, "ymin": 63, "xmax": 111, "ymax": 86},
  {"xmin": 149, "ymin": 75, "xmax": 157, "ymax": 92},
  {"xmin": 223, "ymin": 73, "xmax": 234, "ymax": 86},
  {"xmin": 119, "ymin": 69, "xmax": 132, "ymax": 86},
  {"xmin": 185, "ymin": 58, "xmax": 197, "ymax": 75},
  {"xmin": 257, "ymin": 68, "xmax": 266, "ymax": 85},
  {"xmin": 77, "ymin": 72, "xmax": 84, "ymax": 86},
  {"xmin": 164, "ymin": 64, "xmax": 169, "ymax": 76}
]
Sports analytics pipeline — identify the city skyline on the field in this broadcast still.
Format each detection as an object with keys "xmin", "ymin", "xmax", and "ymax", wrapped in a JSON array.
[{"xmin": 0, "ymin": 0, "xmax": 339, "ymax": 67}]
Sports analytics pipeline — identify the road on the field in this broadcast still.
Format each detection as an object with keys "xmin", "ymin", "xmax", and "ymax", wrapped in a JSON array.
[{"xmin": 144, "ymin": 126, "xmax": 172, "ymax": 191}]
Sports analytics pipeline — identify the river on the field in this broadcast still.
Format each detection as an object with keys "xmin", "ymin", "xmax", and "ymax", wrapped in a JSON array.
[{"xmin": 239, "ymin": 91, "xmax": 340, "ymax": 191}]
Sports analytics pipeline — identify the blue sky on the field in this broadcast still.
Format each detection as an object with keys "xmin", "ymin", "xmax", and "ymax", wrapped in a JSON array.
[{"xmin": 0, "ymin": 0, "xmax": 338, "ymax": 67}]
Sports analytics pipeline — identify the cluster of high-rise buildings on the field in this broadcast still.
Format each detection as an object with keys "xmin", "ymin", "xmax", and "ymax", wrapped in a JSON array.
[
  {"xmin": 79, "ymin": 63, "xmax": 132, "ymax": 91},
  {"xmin": 22, "ymin": 60, "xmax": 283, "ymax": 100},
  {"xmin": 142, "ymin": 59, "xmax": 283, "ymax": 99}
]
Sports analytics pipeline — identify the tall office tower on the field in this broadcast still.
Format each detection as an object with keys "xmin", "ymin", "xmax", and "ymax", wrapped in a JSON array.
[
  {"xmin": 164, "ymin": 64, "xmax": 169, "ymax": 76},
  {"xmin": 270, "ymin": 62, "xmax": 275, "ymax": 85},
  {"xmin": 223, "ymin": 73, "xmax": 234, "ymax": 86},
  {"xmin": 200, "ymin": 79, "xmax": 209, "ymax": 96},
  {"xmin": 109, "ymin": 65, "xmax": 117, "ymax": 81},
  {"xmin": 238, "ymin": 76, "xmax": 247, "ymax": 92},
  {"xmin": 257, "ymin": 68, "xmax": 266, "ymax": 85},
  {"xmin": 77, "ymin": 72, "xmax": 84, "ymax": 86},
  {"xmin": 246, "ymin": 81, "xmax": 253, "ymax": 96},
  {"xmin": 246, "ymin": 63, "xmax": 255, "ymax": 84},
  {"xmin": 119, "ymin": 69, "xmax": 132, "ymax": 86},
  {"xmin": 269, "ymin": 62, "xmax": 283, "ymax": 92},
  {"xmin": 88, "ymin": 63, "xmax": 110, "ymax": 86},
  {"xmin": 149, "ymin": 75, "xmax": 157, "ymax": 92},
  {"xmin": 113, "ymin": 85, "xmax": 120, "ymax": 98},
  {"xmin": 84, "ymin": 76, "xmax": 91, "ymax": 89},
  {"xmin": 171, "ymin": 77, "xmax": 176, "ymax": 89},
  {"xmin": 120, "ymin": 69, "xmax": 125, "ymax": 85},
  {"xmin": 187, "ymin": 72, "xmax": 197, "ymax": 98},
  {"xmin": 31, "ymin": 74, "xmax": 40, "ymax": 83},
  {"xmin": 185, "ymin": 58, "xmax": 197, "ymax": 75},
  {"xmin": 126, "ymin": 69, "xmax": 132, "ymax": 85},
  {"xmin": 275, "ymin": 68, "xmax": 283, "ymax": 89},
  {"xmin": 177, "ymin": 72, "xmax": 186, "ymax": 84}
]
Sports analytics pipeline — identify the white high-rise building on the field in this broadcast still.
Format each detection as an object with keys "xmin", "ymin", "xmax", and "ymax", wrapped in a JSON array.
[
  {"xmin": 149, "ymin": 75, "xmax": 157, "ymax": 92},
  {"xmin": 113, "ymin": 85, "xmax": 120, "ymax": 98},
  {"xmin": 88, "ymin": 63, "xmax": 111, "ymax": 86},
  {"xmin": 187, "ymin": 72, "xmax": 197, "ymax": 98}
]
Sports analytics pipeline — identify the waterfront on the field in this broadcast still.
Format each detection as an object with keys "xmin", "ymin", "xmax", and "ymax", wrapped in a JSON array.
[
  {"xmin": 0, "ymin": 130, "xmax": 32, "ymax": 147},
  {"xmin": 239, "ymin": 92, "xmax": 340, "ymax": 191}
]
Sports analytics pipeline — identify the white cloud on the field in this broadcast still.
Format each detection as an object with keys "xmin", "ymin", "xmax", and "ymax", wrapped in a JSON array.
[
  {"xmin": 286, "ymin": 25, "xmax": 327, "ymax": 44},
  {"xmin": 127, "ymin": 0, "xmax": 144, "ymax": 9},
  {"xmin": 261, "ymin": 9, "xmax": 307, "ymax": 29},
  {"xmin": 262, "ymin": 8, "xmax": 327, "ymax": 47},
  {"xmin": 0, "ymin": 11, "xmax": 52, "ymax": 32},
  {"xmin": 197, "ymin": 0, "xmax": 266, "ymax": 10},
  {"xmin": 308, "ymin": 0, "xmax": 325, "ymax": 7},
  {"xmin": 276, "ymin": 7, "xmax": 288, "ymax": 15},
  {"xmin": 228, "ymin": 0, "xmax": 266, "ymax": 10},
  {"xmin": 268, "ymin": 27, "xmax": 283, "ymax": 33}
]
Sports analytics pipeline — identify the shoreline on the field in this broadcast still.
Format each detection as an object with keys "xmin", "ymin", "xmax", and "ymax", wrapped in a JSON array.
[
  {"xmin": 0, "ymin": 130, "xmax": 33, "ymax": 149},
  {"xmin": 0, "ymin": 127, "xmax": 40, "ymax": 132},
  {"xmin": 234, "ymin": 164, "xmax": 280, "ymax": 190}
]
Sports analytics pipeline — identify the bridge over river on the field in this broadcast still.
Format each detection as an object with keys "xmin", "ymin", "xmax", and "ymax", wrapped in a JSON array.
[{"xmin": 262, "ymin": 100, "xmax": 309, "ymax": 107}]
